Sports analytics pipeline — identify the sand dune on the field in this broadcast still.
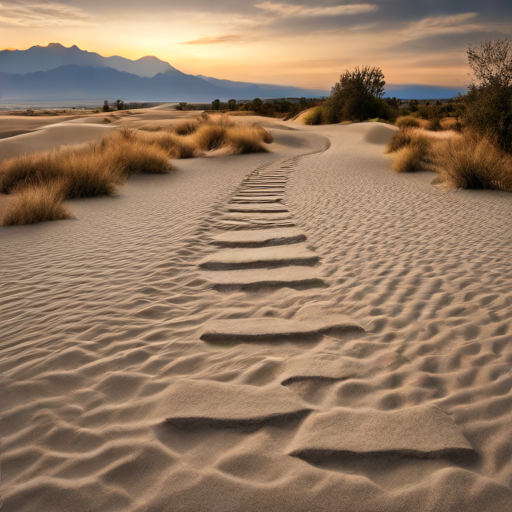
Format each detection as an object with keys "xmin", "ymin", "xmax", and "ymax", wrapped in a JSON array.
[
  {"xmin": 1, "ymin": 118, "xmax": 512, "ymax": 511},
  {"xmin": 0, "ymin": 115, "xmax": 82, "ymax": 139}
]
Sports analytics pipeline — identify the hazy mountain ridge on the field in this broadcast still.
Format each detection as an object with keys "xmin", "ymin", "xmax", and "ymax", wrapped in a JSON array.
[
  {"xmin": 0, "ymin": 43, "xmax": 179, "ymax": 78},
  {"xmin": 0, "ymin": 43, "xmax": 465, "ymax": 101}
]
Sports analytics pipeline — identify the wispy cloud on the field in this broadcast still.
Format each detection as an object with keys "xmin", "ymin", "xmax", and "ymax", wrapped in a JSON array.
[
  {"xmin": 0, "ymin": 1, "xmax": 91, "ymax": 27},
  {"xmin": 403, "ymin": 13, "xmax": 482, "ymax": 39},
  {"xmin": 182, "ymin": 34, "xmax": 245, "ymax": 45},
  {"xmin": 254, "ymin": 2, "xmax": 378, "ymax": 18}
]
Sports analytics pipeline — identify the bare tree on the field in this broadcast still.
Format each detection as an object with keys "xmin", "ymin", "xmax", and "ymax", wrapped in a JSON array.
[
  {"xmin": 468, "ymin": 38, "xmax": 512, "ymax": 88},
  {"xmin": 465, "ymin": 38, "xmax": 512, "ymax": 152}
]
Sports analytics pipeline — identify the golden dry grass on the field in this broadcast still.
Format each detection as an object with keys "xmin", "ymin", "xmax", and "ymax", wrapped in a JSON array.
[
  {"xmin": 396, "ymin": 116, "xmax": 445, "ymax": 131},
  {"xmin": 301, "ymin": 106, "xmax": 326, "ymax": 125},
  {"xmin": 395, "ymin": 116, "xmax": 421, "ymax": 129},
  {"xmin": 169, "ymin": 120, "xmax": 199, "ymax": 136},
  {"xmin": 432, "ymin": 131, "xmax": 512, "ymax": 191},
  {"xmin": 440, "ymin": 117, "xmax": 461, "ymax": 131},
  {"xmin": 387, "ymin": 127, "xmax": 512, "ymax": 191},
  {"xmin": 386, "ymin": 127, "xmax": 433, "ymax": 154},
  {"xmin": 2, "ymin": 182, "xmax": 70, "ymax": 226},
  {"xmin": 387, "ymin": 128, "xmax": 436, "ymax": 173},
  {"xmin": 392, "ymin": 142, "xmax": 435, "ymax": 173},
  {"xmin": 225, "ymin": 125, "xmax": 271, "ymax": 154},
  {"xmin": 0, "ymin": 117, "xmax": 273, "ymax": 225}
]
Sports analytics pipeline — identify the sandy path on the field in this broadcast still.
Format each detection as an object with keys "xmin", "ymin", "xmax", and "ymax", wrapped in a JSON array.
[{"xmin": 1, "ymin": 123, "xmax": 512, "ymax": 511}]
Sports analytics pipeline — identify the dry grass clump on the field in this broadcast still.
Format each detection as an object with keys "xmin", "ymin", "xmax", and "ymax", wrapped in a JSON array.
[
  {"xmin": 190, "ymin": 123, "xmax": 227, "ymax": 151},
  {"xmin": 225, "ymin": 125, "xmax": 271, "ymax": 154},
  {"xmin": 1, "ymin": 117, "xmax": 273, "ymax": 225},
  {"xmin": 0, "ymin": 147, "xmax": 121, "ymax": 197},
  {"xmin": 386, "ymin": 127, "xmax": 432, "ymax": 154},
  {"xmin": 386, "ymin": 128, "xmax": 436, "ymax": 173},
  {"xmin": 182, "ymin": 115, "xmax": 272, "ymax": 153},
  {"xmin": 396, "ymin": 116, "xmax": 445, "ymax": 131},
  {"xmin": 432, "ymin": 131, "xmax": 512, "ymax": 191},
  {"xmin": 2, "ymin": 182, "xmax": 70, "ymax": 226},
  {"xmin": 440, "ymin": 117, "xmax": 462, "ymax": 131},
  {"xmin": 392, "ymin": 141, "xmax": 435, "ymax": 173},
  {"xmin": 386, "ymin": 126, "xmax": 512, "ymax": 191},
  {"xmin": 395, "ymin": 116, "xmax": 420, "ymax": 129},
  {"xmin": 105, "ymin": 139, "xmax": 173, "ymax": 175},
  {"xmin": 169, "ymin": 120, "xmax": 199, "ymax": 136},
  {"xmin": 134, "ymin": 131, "xmax": 196, "ymax": 159},
  {"xmin": 302, "ymin": 106, "xmax": 326, "ymax": 125},
  {"xmin": 0, "ymin": 128, "xmax": 174, "ymax": 225}
]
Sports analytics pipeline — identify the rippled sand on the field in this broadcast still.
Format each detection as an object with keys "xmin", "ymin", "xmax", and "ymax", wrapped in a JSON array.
[{"xmin": 1, "ymin": 118, "xmax": 512, "ymax": 512}]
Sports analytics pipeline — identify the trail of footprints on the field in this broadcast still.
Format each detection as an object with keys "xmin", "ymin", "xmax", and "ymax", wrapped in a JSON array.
[{"xmin": 168, "ymin": 161, "xmax": 474, "ymax": 469}]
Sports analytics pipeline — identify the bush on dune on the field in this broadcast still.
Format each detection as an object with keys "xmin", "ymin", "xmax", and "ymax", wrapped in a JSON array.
[
  {"xmin": 168, "ymin": 120, "xmax": 199, "ymax": 136},
  {"xmin": 1, "ymin": 116, "xmax": 273, "ymax": 225},
  {"xmin": 440, "ymin": 118, "xmax": 462, "ymax": 131},
  {"xmin": 395, "ymin": 116, "xmax": 420, "ymax": 129},
  {"xmin": 104, "ymin": 138, "xmax": 174, "ymax": 174},
  {"xmin": 225, "ymin": 125, "xmax": 272, "ymax": 154},
  {"xmin": 386, "ymin": 127, "xmax": 433, "ymax": 154},
  {"xmin": 432, "ymin": 130, "xmax": 512, "ymax": 191},
  {"xmin": 2, "ymin": 182, "xmax": 70, "ymax": 226},
  {"xmin": 191, "ymin": 123, "xmax": 228, "ymax": 151},
  {"xmin": 386, "ymin": 127, "xmax": 436, "ymax": 173},
  {"xmin": 302, "ymin": 106, "xmax": 327, "ymax": 125}
]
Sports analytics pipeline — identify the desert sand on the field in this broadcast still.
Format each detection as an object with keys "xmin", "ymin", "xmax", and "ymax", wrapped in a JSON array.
[{"xmin": 1, "ymin": 109, "xmax": 512, "ymax": 511}]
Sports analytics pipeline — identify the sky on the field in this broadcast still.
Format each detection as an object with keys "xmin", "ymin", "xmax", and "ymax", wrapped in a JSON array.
[{"xmin": 1, "ymin": 1, "xmax": 511, "ymax": 88}]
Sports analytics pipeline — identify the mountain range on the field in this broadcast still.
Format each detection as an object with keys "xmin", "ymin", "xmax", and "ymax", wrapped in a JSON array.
[{"xmin": 0, "ymin": 43, "xmax": 465, "ymax": 103}]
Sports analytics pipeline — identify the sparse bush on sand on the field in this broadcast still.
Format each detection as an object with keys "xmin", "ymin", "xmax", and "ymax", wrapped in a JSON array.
[
  {"xmin": 3, "ymin": 182, "xmax": 70, "ymax": 226},
  {"xmin": 169, "ymin": 120, "xmax": 199, "ymax": 136},
  {"xmin": 226, "ymin": 125, "xmax": 274, "ymax": 154},
  {"xmin": 396, "ymin": 116, "xmax": 444, "ymax": 131},
  {"xmin": 432, "ymin": 130, "xmax": 512, "ymax": 191},
  {"xmin": 386, "ymin": 127, "xmax": 512, "ymax": 191},
  {"xmin": 387, "ymin": 127, "xmax": 436, "ymax": 172},
  {"xmin": 391, "ymin": 139, "xmax": 435, "ymax": 173},
  {"xmin": 302, "ymin": 106, "xmax": 327, "ymax": 125},
  {"xmin": 440, "ymin": 117, "xmax": 462, "ymax": 131},
  {"xmin": 386, "ymin": 127, "xmax": 432, "ymax": 154},
  {"xmin": 395, "ymin": 116, "xmax": 420, "ymax": 129},
  {"xmin": 0, "ymin": 115, "xmax": 273, "ymax": 225}
]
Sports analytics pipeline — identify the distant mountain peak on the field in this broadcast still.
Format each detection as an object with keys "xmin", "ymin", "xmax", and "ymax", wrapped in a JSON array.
[
  {"xmin": 40, "ymin": 42, "xmax": 65, "ymax": 48},
  {"xmin": 0, "ymin": 43, "xmax": 178, "ymax": 78}
]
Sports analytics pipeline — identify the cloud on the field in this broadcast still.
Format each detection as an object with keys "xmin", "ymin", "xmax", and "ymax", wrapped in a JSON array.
[
  {"xmin": 403, "ymin": 13, "xmax": 482, "ymax": 39},
  {"xmin": 0, "ymin": 1, "xmax": 91, "ymax": 27},
  {"xmin": 182, "ymin": 35, "xmax": 245, "ymax": 45},
  {"xmin": 254, "ymin": 1, "xmax": 378, "ymax": 18}
]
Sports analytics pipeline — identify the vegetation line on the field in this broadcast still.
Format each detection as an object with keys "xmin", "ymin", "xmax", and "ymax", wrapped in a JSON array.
[{"xmin": 0, "ymin": 115, "xmax": 273, "ymax": 226}]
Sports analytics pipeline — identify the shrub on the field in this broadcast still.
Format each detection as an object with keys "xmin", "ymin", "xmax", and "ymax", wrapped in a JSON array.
[
  {"xmin": 432, "ymin": 130, "xmax": 512, "ymax": 191},
  {"xmin": 425, "ymin": 117, "xmax": 441, "ymax": 131},
  {"xmin": 440, "ymin": 118, "xmax": 462, "ymax": 131},
  {"xmin": 386, "ymin": 128, "xmax": 432, "ymax": 154},
  {"xmin": 396, "ymin": 116, "xmax": 420, "ymax": 129},
  {"xmin": 391, "ymin": 139, "xmax": 435, "ymax": 173},
  {"xmin": 387, "ymin": 129, "xmax": 435, "ymax": 172},
  {"xmin": 61, "ymin": 152, "xmax": 121, "ymax": 198},
  {"xmin": 191, "ymin": 123, "xmax": 227, "ymax": 151},
  {"xmin": 464, "ymin": 38, "xmax": 512, "ymax": 153},
  {"xmin": 2, "ymin": 182, "xmax": 70, "ymax": 226},
  {"xmin": 0, "ymin": 151, "xmax": 63, "ymax": 193},
  {"xmin": 170, "ymin": 121, "xmax": 199, "ymax": 136},
  {"xmin": 104, "ymin": 138, "xmax": 173, "ymax": 174},
  {"xmin": 302, "ymin": 106, "xmax": 326, "ymax": 125},
  {"xmin": 324, "ymin": 66, "xmax": 390, "ymax": 122},
  {"xmin": 225, "ymin": 125, "xmax": 272, "ymax": 154},
  {"xmin": 135, "ymin": 131, "xmax": 194, "ymax": 159}
]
